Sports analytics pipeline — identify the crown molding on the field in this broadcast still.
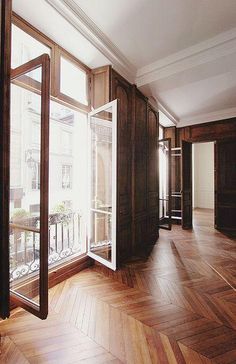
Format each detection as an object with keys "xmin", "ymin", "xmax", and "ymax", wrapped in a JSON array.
[
  {"xmin": 177, "ymin": 107, "xmax": 236, "ymax": 128},
  {"xmin": 136, "ymin": 27, "xmax": 236, "ymax": 87},
  {"xmin": 158, "ymin": 101, "xmax": 178, "ymax": 126},
  {"xmin": 147, "ymin": 96, "xmax": 178, "ymax": 125},
  {"xmin": 45, "ymin": 0, "xmax": 136, "ymax": 82}
]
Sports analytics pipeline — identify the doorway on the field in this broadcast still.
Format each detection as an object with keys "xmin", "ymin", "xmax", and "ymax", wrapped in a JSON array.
[{"xmin": 192, "ymin": 142, "xmax": 214, "ymax": 228}]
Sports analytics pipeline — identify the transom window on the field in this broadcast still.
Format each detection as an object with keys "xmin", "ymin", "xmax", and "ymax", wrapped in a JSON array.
[{"xmin": 12, "ymin": 14, "xmax": 90, "ymax": 111}]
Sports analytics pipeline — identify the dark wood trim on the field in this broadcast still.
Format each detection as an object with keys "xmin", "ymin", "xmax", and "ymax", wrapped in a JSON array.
[
  {"xmin": 181, "ymin": 140, "xmax": 192, "ymax": 229},
  {"xmin": 147, "ymin": 104, "xmax": 159, "ymax": 239},
  {"xmin": 10, "ymin": 255, "xmax": 93, "ymax": 312},
  {"xmin": 12, "ymin": 12, "xmax": 90, "ymax": 73},
  {"xmin": 131, "ymin": 85, "xmax": 136, "ymax": 252},
  {"xmin": 178, "ymin": 118, "xmax": 236, "ymax": 144},
  {"xmin": 40, "ymin": 53, "xmax": 50, "ymax": 319},
  {"xmin": 164, "ymin": 118, "xmax": 236, "ymax": 229},
  {"xmin": 55, "ymin": 47, "xmax": 90, "ymax": 112},
  {"xmin": 10, "ymin": 54, "xmax": 50, "ymax": 320},
  {"xmin": 0, "ymin": 0, "xmax": 12, "ymax": 320},
  {"xmin": 48, "ymin": 255, "xmax": 93, "ymax": 288},
  {"xmin": 91, "ymin": 65, "xmax": 111, "ymax": 109},
  {"xmin": 56, "ymin": 91, "xmax": 90, "ymax": 113},
  {"xmin": 214, "ymin": 141, "xmax": 218, "ymax": 229},
  {"xmin": 111, "ymin": 70, "xmax": 133, "ymax": 263},
  {"xmin": 12, "ymin": 12, "xmax": 91, "ymax": 113},
  {"xmin": 11, "ymin": 54, "xmax": 48, "ymax": 79},
  {"xmin": 214, "ymin": 139, "xmax": 236, "ymax": 231},
  {"xmin": 12, "ymin": 12, "xmax": 54, "ymax": 49}
]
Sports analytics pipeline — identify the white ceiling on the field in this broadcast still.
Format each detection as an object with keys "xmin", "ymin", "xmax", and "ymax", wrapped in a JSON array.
[
  {"xmin": 13, "ymin": 0, "xmax": 236, "ymax": 127},
  {"xmin": 12, "ymin": 0, "xmax": 110, "ymax": 69},
  {"xmin": 73, "ymin": 0, "xmax": 236, "ymax": 68}
]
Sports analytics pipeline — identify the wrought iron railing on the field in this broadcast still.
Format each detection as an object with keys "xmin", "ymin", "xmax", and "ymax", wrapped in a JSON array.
[{"xmin": 9, "ymin": 212, "xmax": 82, "ymax": 282}]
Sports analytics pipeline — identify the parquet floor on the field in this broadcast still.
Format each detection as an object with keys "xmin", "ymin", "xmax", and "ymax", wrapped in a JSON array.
[{"xmin": 1, "ymin": 209, "xmax": 236, "ymax": 363}]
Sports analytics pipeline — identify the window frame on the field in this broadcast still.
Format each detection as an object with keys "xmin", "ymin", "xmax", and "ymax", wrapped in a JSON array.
[
  {"xmin": 9, "ymin": 13, "xmax": 92, "ymax": 318},
  {"xmin": 12, "ymin": 13, "xmax": 91, "ymax": 113},
  {"xmin": 10, "ymin": 53, "xmax": 50, "ymax": 320},
  {"xmin": 56, "ymin": 47, "xmax": 90, "ymax": 111}
]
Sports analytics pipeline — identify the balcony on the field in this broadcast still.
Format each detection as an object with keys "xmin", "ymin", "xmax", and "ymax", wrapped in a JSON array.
[{"xmin": 9, "ymin": 212, "xmax": 82, "ymax": 283}]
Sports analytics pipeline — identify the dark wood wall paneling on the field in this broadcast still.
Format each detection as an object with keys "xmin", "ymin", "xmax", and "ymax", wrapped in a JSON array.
[
  {"xmin": 164, "ymin": 118, "xmax": 236, "ymax": 231},
  {"xmin": 112, "ymin": 70, "xmax": 133, "ymax": 261},
  {"xmin": 215, "ymin": 140, "xmax": 236, "ymax": 231},
  {"xmin": 179, "ymin": 118, "xmax": 236, "ymax": 143},
  {"xmin": 163, "ymin": 127, "xmax": 181, "ymax": 218},
  {"xmin": 91, "ymin": 67, "xmax": 159, "ymax": 263},
  {"xmin": 132, "ymin": 87, "xmax": 148, "ymax": 249},
  {"xmin": 147, "ymin": 105, "xmax": 159, "ymax": 244}
]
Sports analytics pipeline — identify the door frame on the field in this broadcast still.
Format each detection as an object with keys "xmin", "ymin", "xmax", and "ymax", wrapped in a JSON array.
[
  {"xmin": 0, "ymin": 0, "xmax": 12, "ymax": 320},
  {"xmin": 181, "ymin": 140, "xmax": 193, "ymax": 229},
  {"xmin": 158, "ymin": 138, "xmax": 172, "ymax": 230},
  {"xmin": 183, "ymin": 141, "xmax": 217, "ymax": 230}
]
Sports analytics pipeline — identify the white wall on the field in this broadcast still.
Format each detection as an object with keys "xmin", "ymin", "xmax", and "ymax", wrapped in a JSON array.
[{"xmin": 192, "ymin": 142, "xmax": 214, "ymax": 209}]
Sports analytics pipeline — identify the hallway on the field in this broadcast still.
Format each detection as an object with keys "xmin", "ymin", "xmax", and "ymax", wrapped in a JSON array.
[
  {"xmin": 1, "ymin": 210, "xmax": 236, "ymax": 363},
  {"xmin": 193, "ymin": 208, "xmax": 214, "ymax": 228}
]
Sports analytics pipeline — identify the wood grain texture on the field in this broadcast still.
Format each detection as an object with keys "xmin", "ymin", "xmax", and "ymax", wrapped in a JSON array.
[
  {"xmin": 0, "ymin": 0, "xmax": 11, "ymax": 320},
  {"xmin": 1, "ymin": 209, "xmax": 236, "ymax": 363}
]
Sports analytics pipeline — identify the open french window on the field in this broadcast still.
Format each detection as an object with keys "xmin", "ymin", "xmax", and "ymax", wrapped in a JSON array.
[
  {"xmin": 9, "ymin": 54, "xmax": 50, "ymax": 319},
  {"xmin": 88, "ymin": 100, "xmax": 117, "ymax": 271}
]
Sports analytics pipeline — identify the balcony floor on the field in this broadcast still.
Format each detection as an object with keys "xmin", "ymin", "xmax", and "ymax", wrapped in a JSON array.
[{"xmin": 0, "ymin": 209, "xmax": 236, "ymax": 363}]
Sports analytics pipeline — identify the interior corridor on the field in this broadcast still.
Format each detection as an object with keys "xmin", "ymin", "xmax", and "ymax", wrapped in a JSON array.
[{"xmin": 1, "ymin": 209, "xmax": 236, "ymax": 363}]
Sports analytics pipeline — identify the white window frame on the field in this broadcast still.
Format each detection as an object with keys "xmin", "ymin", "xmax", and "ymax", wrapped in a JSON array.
[{"xmin": 87, "ymin": 100, "xmax": 117, "ymax": 271}]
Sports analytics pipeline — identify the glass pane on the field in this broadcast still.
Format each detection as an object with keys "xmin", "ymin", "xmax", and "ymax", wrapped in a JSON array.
[
  {"xmin": 10, "ymin": 68, "xmax": 42, "ymax": 304},
  {"xmin": 11, "ymin": 25, "xmax": 51, "ymax": 83},
  {"xmin": 60, "ymin": 57, "xmax": 88, "ymax": 105},
  {"xmin": 90, "ymin": 212, "xmax": 112, "ymax": 262},
  {"xmin": 91, "ymin": 115, "xmax": 112, "ymax": 211},
  {"xmin": 48, "ymin": 101, "xmax": 87, "ymax": 266},
  {"xmin": 89, "ymin": 104, "xmax": 116, "ymax": 268}
]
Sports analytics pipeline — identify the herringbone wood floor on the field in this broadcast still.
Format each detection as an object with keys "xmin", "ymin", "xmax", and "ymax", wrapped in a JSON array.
[{"xmin": 1, "ymin": 209, "xmax": 236, "ymax": 363}]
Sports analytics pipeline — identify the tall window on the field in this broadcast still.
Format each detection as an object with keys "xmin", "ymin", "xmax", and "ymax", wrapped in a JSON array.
[
  {"xmin": 62, "ymin": 165, "xmax": 72, "ymax": 189},
  {"xmin": 10, "ymin": 15, "xmax": 89, "ymax": 287},
  {"xmin": 31, "ymin": 162, "xmax": 40, "ymax": 190},
  {"xmin": 12, "ymin": 16, "xmax": 90, "ymax": 110}
]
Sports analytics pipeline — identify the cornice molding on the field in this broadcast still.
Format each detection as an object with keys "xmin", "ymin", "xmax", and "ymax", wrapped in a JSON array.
[
  {"xmin": 147, "ymin": 96, "xmax": 178, "ymax": 125},
  {"xmin": 158, "ymin": 101, "xmax": 178, "ymax": 126},
  {"xmin": 178, "ymin": 107, "xmax": 236, "ymax": 128},
  {"xmin": 136, "ymin": 27, "xmax": 236, "ymax": 87},
  {"xmin": 44, "ymin": 0, "xmax": 236, "ymax": 128},
  {"xmin": 45, "ymin": 0, "xmax": 136, "ymax": 82}
]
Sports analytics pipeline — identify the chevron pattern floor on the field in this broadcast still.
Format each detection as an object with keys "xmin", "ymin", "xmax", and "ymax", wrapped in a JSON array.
[{"xmin": 0, "ymin": 208, "xmax": 236, "ymax": 363}]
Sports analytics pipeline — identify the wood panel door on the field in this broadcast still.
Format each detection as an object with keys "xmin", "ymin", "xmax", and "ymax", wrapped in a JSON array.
[
  {"xmin": 147, "ymin": 106, "xmax": 159, "ymax": 242},
  {"xmin": 0, "ymin": 0, "xmax": 11, "ymax": 319},
  {"xmin": 132, "ymin": 88, "xmax": 148, "ymax": 248},
  {"xmin": 111, "ymin": 70, "xmax": 133, "ymax": 261},
  {"xmin": 181, "ymin": 141, "xmax": 192, "ymax": 229},
  {"xmin": 133, "ymin": 89, "xmax": 148, "ymax": 216},
  {"xmin": 215, "ymin": 140, "xmax": 236, "ymax": 231}
]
